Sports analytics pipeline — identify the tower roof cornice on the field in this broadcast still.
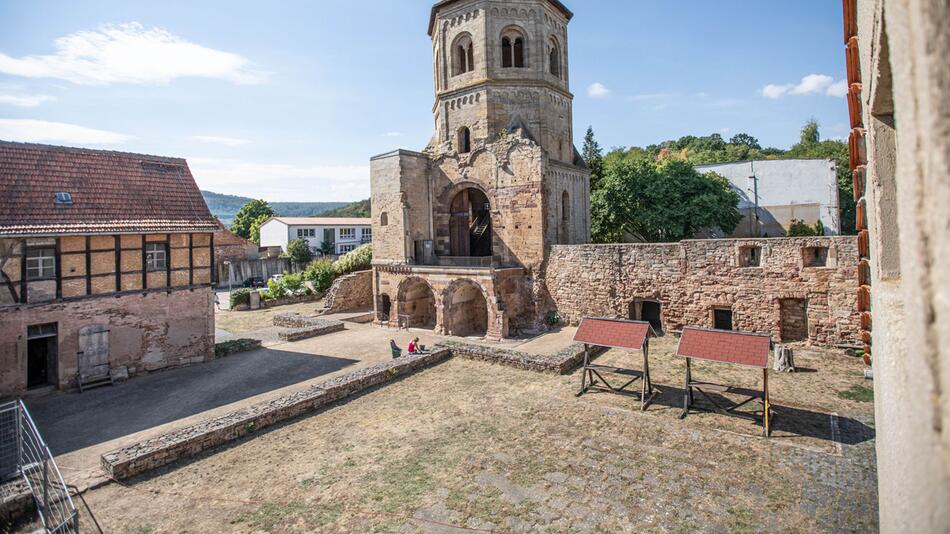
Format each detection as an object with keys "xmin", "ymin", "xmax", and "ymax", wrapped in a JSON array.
[{"xmin": 428, "ymin": 0, "xmax": 574, "ymax": 36}]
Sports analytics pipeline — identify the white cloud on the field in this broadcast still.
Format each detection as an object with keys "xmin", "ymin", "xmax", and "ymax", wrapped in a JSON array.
[
  {"xmin": 190, "ymin": 135, "xmax": 251, "ymax": 147},
  {"xmin": 187, "ymin": 157, "xmax": 370, "ymax": 201},
  {"xmin": 0, "ymin": 93, "xmax": 55, "ymax": 107},
  {"xmin": 762, "ymin": 74, "xmax": 844, "ymax": 99},
  {"xmin": 628, "ymin": 92, "xmax": 671, "ymax": 101},
  {"xmin": 0, "ymin": 22, "xmax": 264, "ymax": 86},
  {"xmin": 0, "ymin": 118, "xmax": 130, "ymax": 144},
  {"xmin": 587, "ymin": 82, "xmax": 611, "ymax": 99},
  {"xmin": 383, "ymin": 132, "xmax": 404, "ymax": 137},
  {"xmin": 826, "ymin": 79, "xmax": 849, "ymax": 97}
]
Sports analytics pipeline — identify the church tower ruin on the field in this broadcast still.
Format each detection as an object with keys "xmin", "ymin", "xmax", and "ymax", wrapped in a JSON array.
[{"xmin": 370, "ymin": 0, "xmax": 590, "ymax": 339}]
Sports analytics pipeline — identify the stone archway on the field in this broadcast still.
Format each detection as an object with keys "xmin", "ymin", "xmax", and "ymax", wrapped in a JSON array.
[
  {"xmin": 396, "ymin": 277, "xmax": 436, "ymax": 329},
  {"xmin": 442, "ymin": 279, "xmax": 489, "ymax": 337}
]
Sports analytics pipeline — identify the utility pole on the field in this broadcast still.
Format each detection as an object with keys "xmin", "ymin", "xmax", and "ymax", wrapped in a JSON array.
[{"xmin": 749, "ymin": 160, "xmax": 760, "ymax": 237}]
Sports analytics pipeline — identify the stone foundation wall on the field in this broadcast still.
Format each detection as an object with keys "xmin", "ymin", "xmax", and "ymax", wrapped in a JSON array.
[
  {"xmin": 543, "ymin": 237, "xmax": 860, "ymax": 346},
  {"xmin": 0, "ymin": 287, "xmax": 214, "ymax": 396},
  {"xmin": 323, "ymin": 270, "xmax": 373, "ymax": 313}
]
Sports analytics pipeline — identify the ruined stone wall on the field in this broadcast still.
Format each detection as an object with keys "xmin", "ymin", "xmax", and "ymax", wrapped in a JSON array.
[
  {"xmin": 0, "ymin": 287, "xmax": 214, "ymax": 396},
  {"xmin": 545, "ymin": 162, "xmax": 590, "ymax": 246},
  {"xmin": 323, "ymin": 270, "xmax": 373, "ymax": 313},
  {"xmin": 543, "ymin": 237, "xmax": 860, "ymax": 346},
  {"xmin": 370, "ymin": 151, "xmax": 432, "ymax": 264}
]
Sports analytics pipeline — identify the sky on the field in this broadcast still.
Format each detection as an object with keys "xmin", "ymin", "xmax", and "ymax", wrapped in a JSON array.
[{"xmin": 0, "ymin": 0, "xmax": 849, "ymax": 202}]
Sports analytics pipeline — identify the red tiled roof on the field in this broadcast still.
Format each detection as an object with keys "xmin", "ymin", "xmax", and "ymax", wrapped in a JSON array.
[
  {"xmin": 573, "ymin": 317, "xmax": 655, "ymax": 350},
  {"xmin": 676, "ymin": 327, "xmax": 772, "ymax": 368},
  {"xmin": 0, "ymin": 141, "xmax": 218, "ymax": 236}
]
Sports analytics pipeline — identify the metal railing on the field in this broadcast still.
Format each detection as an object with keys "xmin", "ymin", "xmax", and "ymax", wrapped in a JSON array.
[{"xmin": 0, "ymin": 400, "xmax": 78, "ymax": 533}]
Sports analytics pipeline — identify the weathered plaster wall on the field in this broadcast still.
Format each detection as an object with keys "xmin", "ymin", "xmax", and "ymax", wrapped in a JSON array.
[
  {"xmin": 0, "ymin": 287, "xmax": 214, "ymax": 396},
  {"xmin": 543, "ymin": 237, "xmax": 860, "ymax": 346},
  {"xmin": 851, "ymin": 0, "xmax": 950, "ymax": 530}
]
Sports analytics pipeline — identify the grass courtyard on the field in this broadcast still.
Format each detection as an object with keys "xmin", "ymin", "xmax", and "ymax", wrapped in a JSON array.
[{"xmin": 75, "ymin": 335, "xmax": 877, "ymax": 533}]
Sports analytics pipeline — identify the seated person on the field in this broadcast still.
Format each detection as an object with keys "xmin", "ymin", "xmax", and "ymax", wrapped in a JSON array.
[{"xmin": 407, "ymin": 337, "xmax": 421, "ymax": 354}]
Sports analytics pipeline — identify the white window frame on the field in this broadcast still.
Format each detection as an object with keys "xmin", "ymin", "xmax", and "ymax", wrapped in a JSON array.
[
  {"xmin": 362, "ymin": 227, "xmax": 372, "ymax": 240},
  {"xmin": 339, "ymin": 228, "xmax": 356, "ymax": 240},
  {"xmin": 339, "ymin": 244, "xmax": 357, "ymax": 254},
  {"xmin": 145, "ymin": 242, "xmax": 168, "ymax": 271},
  {"xmin": 26, "ymin": 248, "xmax": 56, "ymax": 280}
]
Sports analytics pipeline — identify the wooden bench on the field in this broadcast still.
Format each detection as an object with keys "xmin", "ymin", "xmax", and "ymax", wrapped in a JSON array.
[{"xmin": 676, "ymin": 327, "xmax": 774, "ymax": 436}]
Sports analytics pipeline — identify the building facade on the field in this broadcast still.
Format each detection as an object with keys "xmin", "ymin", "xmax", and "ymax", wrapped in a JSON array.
[
  {"xmin": 843, "ymin": 0, "xmax": 950, "ymax": 530},
  {"xmin": 0, "ymin": 142, "xmax": 219, "ymax": 396},
  {"xmin": 695, "ymin": 159, "xmax": 842, "ymax": 237},
  {"xmin": 259, "ymin": 217, "xmax": 372, "ymax": 256},
  {"xmin": 371, "ymin": 0, "xmax": 591, "ymax": 339}
]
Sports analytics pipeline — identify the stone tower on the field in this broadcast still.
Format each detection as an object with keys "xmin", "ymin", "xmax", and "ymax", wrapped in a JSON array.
[
  {"xmin": 370, "ymin": 0, "xmax": 589, "ymax": 339},
  {"xmin": 428, "ymin": 0, "xmax": 577, "ymax": 166}
]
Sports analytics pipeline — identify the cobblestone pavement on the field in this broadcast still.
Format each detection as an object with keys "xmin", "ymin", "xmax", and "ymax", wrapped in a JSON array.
[{"xmin": 75, "ymin": 338, "xmax": 877, "ymax": 533}]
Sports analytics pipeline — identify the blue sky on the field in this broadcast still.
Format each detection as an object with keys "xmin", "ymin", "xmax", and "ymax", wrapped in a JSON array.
[{"xmin": 0, "ymin": 0, "xmax": 848, "ymax": 202}]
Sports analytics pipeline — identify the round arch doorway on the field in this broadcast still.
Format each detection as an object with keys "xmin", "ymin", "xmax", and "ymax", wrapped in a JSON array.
[
  {"xmin": 449, "ymin": 188, "xmax": 492, "ymax": 257},
  {"xmin": 397, "ymin": 277, "xmax": 436, "ymax": 329},
  {"xmin": 443, "ymin": 279, "xmax": 489, "ymax": 337}
]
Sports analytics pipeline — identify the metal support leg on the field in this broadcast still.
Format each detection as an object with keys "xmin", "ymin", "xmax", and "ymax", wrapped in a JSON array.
[
  {"xmin": 576, "ymin": 344, "xmax": 590, "ymax": 397},
  {"xmin": 763, "ymin": 368, "xmax": 771, "ymax": 437},
  {"xmin": 680, "ymin": 357, "xmax": 691, "ymax": 419}
]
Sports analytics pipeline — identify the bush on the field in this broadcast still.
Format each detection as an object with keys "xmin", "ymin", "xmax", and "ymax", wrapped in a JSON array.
[
  {"xmin": 333, "ymin": 244, "xmax": 373, "ymax": 276},
  {"xmin": 266, "ymin": 278, "xmax": 287, "ymax": 300},
  {"xmin": 230, "ymin": 288, "xmax": 251, "ymax": 308},
  {"xmin": 304, "ymin": 259, "xmax": 336, "ymax": 293},
  {"xmin": 282, "ymin": 273, "xmax": 305, "ymax": 295},
  {"xmin": 787, "ymin": 219, "xmax": 825, "ymax": 237}
]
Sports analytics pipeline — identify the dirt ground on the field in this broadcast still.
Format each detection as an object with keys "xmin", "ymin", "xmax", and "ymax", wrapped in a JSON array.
[{"xmin": 74, "ymin": 336, "xmax": 877, "ymax": 533}]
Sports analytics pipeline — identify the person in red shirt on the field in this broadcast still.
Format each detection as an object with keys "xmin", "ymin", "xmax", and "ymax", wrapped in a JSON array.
[{"xmin": 408, "ymin": 337, "xmax": 420, "ymax": 354}]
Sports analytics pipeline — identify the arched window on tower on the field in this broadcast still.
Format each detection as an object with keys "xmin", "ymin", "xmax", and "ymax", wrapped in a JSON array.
[
  {"xmin": 380, "ymin": 212, "xmax": 388, "ymax": 227},
  {"xmin": 501, "ymin": 28, "xmax": 527, "ymax": 68},
  {"xmin": 458, "ymin": 127, "xmax": 472, "ymax": 154},
  {"xmin": 452, "ymin": 34, "xmax": 475, "ymax": 76},
  {"xmin": 549, "ymin": 38, "xmax": 561, "ymax": 78}
]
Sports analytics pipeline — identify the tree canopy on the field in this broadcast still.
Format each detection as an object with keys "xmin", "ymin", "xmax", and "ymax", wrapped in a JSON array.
[
  {"xmin": 286, "ymin": 238, "xmax": 314, "ymax": 263},
  {"xmin": 231, "ymin": 199, "xmax": 275, "ymax": 239},
  {"xmin": 582, "ymin": 126, "xmax": 605, "ymax": 191},
  {"xmin": 591, "ymin": 156, "xmax": 742, "ymax": 243},
  {"xmin": 587, "ymin": 120, "xmax": 855, "ymax": 236}
]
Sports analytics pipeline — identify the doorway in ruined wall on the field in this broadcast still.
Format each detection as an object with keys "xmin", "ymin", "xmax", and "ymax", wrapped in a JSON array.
[
  {"xmin": 628, "ymin": 300, "xmax": 663, "ymax": 334},
  {"xmin": 397, "ymin": 278, "xmax": 436, "ymax": 329},
  {"xmin": 779, "ymin": 299, "xmax": 808, "ymax": 342},
  {"xmin": 26, "ymin": 323, "xmax": 58, "ymax": 389},
  {"xmin": 449, "ymin": 188, "xmax": 492, "ymax": 257},
  {"xmin": 443, "ymin": 280, "xmax": 489, "ymax": 337}
]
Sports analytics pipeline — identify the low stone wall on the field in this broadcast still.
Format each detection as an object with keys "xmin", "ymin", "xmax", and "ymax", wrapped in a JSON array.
[
  {"xmin": 544, "ymin": 237, "xmax": 860, "ymax": 346},
  {"xmin": 323, "ymin": 270, "xmax": 373, "ymax": 313},
  {"xmin": 214, "ymin": 339, "xmax": 261, "ymax": 358},
  {"xmin": 0, "ymin": 480, "xmax": 33, "ymax": 526},
  {"xmin": 439, "ymin": 340, "xmax": 593, "ymax": 375},
  {"xmin": 261, "ymin": 293, "xmax": 323, "ymax": 309},
  {"xmin": 273, "ymin": 313, "xmax": 345, "ymax": 341},
  {"xmin": 101, "ymin": 348, "xmax": 452, "ymax": 480}
]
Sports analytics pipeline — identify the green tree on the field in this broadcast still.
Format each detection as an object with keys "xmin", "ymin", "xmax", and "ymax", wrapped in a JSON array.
[
  {"xmin": 591, "ymin": 157, "xmax": 742, "ymax": 243},
  {"xmin": 248, "ymin": 214, "xmax": 270, "ymax": 244},
  {"xmin": 582, "ymin": 126, "xmax": 605, "ymax": 190},
  {"xmin": 729, "ymin": 133, "xmax": 761, "ymax": 150},
  {"xmin": 286, "ymin": 238, "xmax": 313, "ymax": 263},
  {"xmin": 787, "ymin": 219, "xmax": 825, "ymax": 237},
  {"xmin": 319, "ymin": 239, "xmax": 335, "ymax": 256},
  {"xmin": 303, "ymin": 259, "xmax": 336, "ymax": 293},
  {"xmin": 231, "ymin": 200, "xmax": 275, "ymax": 239},
  {"xmin": 800, "ymin": 119, "xmax": 821, "ymax": 145}
]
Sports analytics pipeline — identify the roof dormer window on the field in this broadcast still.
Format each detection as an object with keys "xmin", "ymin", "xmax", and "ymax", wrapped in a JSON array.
[{"xmin": 54, "ymin": 192, "xmax": 73, "ymax": 205}]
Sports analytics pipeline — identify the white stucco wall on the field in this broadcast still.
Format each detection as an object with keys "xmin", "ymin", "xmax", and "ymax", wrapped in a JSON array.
[
  {"xmin": 258, "ymin": 220, "xmax": 289, "ymax": 251},
  {"xmin": 696, "ymin": 159, "xmax": 841, "ymax": 237}
]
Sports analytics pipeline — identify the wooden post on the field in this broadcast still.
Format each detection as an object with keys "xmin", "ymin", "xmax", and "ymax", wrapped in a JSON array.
[{"xmin": 763, "ymin": 368, "xmax": 771, "ymax": 436}]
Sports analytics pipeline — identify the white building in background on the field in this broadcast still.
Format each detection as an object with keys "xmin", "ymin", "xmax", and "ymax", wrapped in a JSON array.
[
  {"xmin": 258, "ymin": 217, "xmax": 372, "ymax": 256},
  {"xmin": 695, "ymin": 159, "xmax": 841, "ymax": 237}
]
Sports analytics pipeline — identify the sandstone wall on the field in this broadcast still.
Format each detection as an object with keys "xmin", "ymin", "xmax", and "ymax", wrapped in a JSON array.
[
  {"xmin": 0, "ymin": 287, "xmax": 214, "ymax": 396},
  {"xmin": 323, "ymin": 270, "xmax": 373, "ymax": 313},
  {"xmin": 543, "ymin": 237, "xmax": 860, "ymax": 346}
]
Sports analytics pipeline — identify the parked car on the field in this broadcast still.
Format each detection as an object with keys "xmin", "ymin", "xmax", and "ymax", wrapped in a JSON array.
[
  {"xmin": 242, "ymin": 277, "xmax": 265, "ymax": 288},
  {"xmin": 270, "ymin": 274, "xmax": 284, "ymax": 282}
]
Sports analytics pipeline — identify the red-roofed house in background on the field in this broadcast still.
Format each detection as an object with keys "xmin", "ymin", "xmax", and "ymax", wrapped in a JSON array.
[{"xmin": 0, "ymin": 141, "xmax": 220, "ymax": 396}]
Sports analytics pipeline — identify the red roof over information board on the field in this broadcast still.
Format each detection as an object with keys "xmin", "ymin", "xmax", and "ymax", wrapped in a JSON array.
[
  {"xmin": 676, "ymin": 327, "xmax": 771, "ymax": 368},
  {"xmin": 573, "ymin": 318, "xmax": 655, "ymax": 350}
]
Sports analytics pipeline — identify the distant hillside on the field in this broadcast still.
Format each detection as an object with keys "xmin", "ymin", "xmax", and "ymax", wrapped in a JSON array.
[
  {"xmin": 321, "ymin": 199, "xmax": 371, "ymax": 218},
  {"xmin": 201, "ymin": 191, "xmax": 349, "ymax": 226}
]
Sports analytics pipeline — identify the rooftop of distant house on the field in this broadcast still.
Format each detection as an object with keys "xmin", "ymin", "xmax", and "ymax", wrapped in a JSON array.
[
  {"xmin": 0, "ymin": 140, "xmax": 218, "ymax": 237},
  {"xmin": 265, "ymin": 217, "xmax": 372, "ymax": 227}
]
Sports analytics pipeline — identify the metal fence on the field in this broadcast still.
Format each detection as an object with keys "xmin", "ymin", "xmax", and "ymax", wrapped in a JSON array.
[{"xmin": 0, "ymin": 400, "xmax": 78, "ymax": 533}]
